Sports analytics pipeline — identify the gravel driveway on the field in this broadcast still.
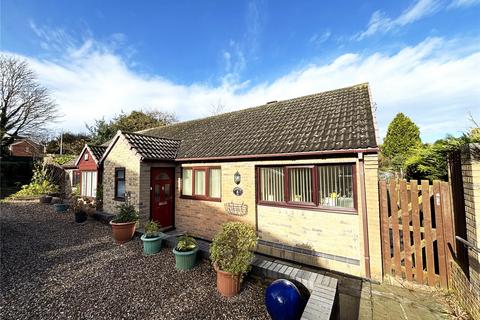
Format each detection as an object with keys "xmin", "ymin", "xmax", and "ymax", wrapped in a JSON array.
[{"xmin": 0, "ymin": 201, "xmax": 269, "ymax": 320}]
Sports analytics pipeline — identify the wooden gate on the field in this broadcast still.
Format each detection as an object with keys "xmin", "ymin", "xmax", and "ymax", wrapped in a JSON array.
[{"xmin": 379, "ymin": 180, "xmax": 455, "ymax": 288}]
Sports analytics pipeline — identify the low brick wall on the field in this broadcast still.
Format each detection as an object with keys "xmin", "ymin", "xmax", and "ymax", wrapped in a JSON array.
[{"xmin": 449, "ymin": 259, "xmax": 480, "ymax": 319}]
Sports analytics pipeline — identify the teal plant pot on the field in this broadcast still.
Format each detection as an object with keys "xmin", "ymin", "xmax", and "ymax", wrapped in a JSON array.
[
  {"xmin": 173, "ymin": 247, "xmax": 198, "ymax": 270},
  {"xmin": 54, "ymin": 203, "xmax": 69, "ymax": 212},
  {"xmin": 141, "ymin": 234, "xmax": 164, "ymax": 255}
]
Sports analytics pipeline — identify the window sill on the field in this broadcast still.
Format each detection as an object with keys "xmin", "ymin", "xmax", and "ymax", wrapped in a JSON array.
[
  {"xmin": 180, "ymin": 195, "xmax": 221, "ymax": 202},
  {"xmin": 113, "ymin": 197, "xmax": 125, "ymax": 202},
  {"xmin": 257, "ymin": 202, "xmax": 357, "ymax": 215}
]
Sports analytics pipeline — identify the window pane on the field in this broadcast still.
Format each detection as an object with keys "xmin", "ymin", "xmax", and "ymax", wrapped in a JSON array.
[
  {"xmin": 289, "ymin": 168, "xmax": 313, "ymax": 203},
  {"xmin": 92, "ymin": 171, "xmax": 97, "ymax": 197},
  {"xmin": 260, "ymin": 167, "xmax": 284, "ymax": 202},
  {"xmin": 81, "ymin": 172, "xmax": 87, "ymax": 196},
  {"xmin": 116, "ymin": 180, "xmax": 125, "ymax": 198},
  {"xmin": 182, "ymin": 169, "xmax": 192, "ymax": 196},
  {"xmin": 209, "ymin": 168, "xmax": 221, "ymax": 198},
  {"xmin": 116, "ymin": 169, "xmax": 125, "ymax": 179},
  {"xmin": 318, "ymin": 165, "xmax": 354, "ymax": 208},
  {"xmin": 194, "ymin": 170, "xmax": 206, "ymax": 195}
]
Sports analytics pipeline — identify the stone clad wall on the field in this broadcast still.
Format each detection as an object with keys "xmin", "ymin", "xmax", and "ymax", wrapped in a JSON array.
[
  {"xmin": 103, "ymin": 135, "xmax": 141, "ymax": 218},
  {"xmin": 450, "ymin": 144, "xmax": 480, "ymax": 319},
  {"xmin": 175, "ymin": 154, "xmax": 382, "ymax": 280}
]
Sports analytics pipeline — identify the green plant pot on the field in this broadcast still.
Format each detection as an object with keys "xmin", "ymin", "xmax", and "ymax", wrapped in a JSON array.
[
  {"xmin": 54, "ymin": 203, "xmax": 69, "ymax": 212},
  {"xmin": 173, "ymin": 247, "xmax": 198, "ymax": 270},
  {"xmin": 141, "ymin": 234, "xmax": 163, "ymax": 255}
]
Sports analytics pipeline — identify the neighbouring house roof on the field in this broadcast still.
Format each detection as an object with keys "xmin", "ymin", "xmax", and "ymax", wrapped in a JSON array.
[
  {"xmin": 61, "ymin": 158, "xmax": 77, "ymax": 169},
  {"xmin": 74, "ymin": 144, "xmax": 107, "ymax": 167},
  {"xmin": 138, "ymin": 83, "xmax": 378, "ymax": 160},
  {"xmin": 122, "ymin": 132, "xmax": 180, "ymax": 161},
  {"xmin": 89, "ymin": 145, "xmax": 107, "ymax": 161}
]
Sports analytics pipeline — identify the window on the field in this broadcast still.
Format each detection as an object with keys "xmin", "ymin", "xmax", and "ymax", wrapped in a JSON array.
[
  {"xmin": 182, "ymin": 169, "xmax": 192, "ymax": 196},
  {"xmin": 258, "ymin": 164, "xmax": 356, "ymax": 211},
  {"xmin": 259, "ymin": 167, "xmax": 284, "ymax": 202},
  {"xmin": 318, "ymin": 164, "xmax": 354, "ymax": 208},
  {"xmin": 288, "ymin": 167, "xmax": 314, "ymax": 204},
  {"xmin": 84, "ymin": 153, "xmax": 89, "ymax": 161},
  {"xmin": 194, "ymin": 170, "xmax": 206, "ymax": 195},
  {"xmin": 81, "ymin": 171, "xmax": 97, "ymax": 197},
  {"xmin": 115, "ymin": 168, "xmax": 126, "ymax": 200},
  {"xmin": 209, "ymin": 168, "xmax": 221, "ymax": 198},
  {"xmin": 182, "ymin": 167, "xmax": 221, "ymax": 201}
]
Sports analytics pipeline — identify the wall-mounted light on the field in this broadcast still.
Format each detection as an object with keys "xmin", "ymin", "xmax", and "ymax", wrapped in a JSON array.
[{"xmin": 234, "ymin": 171, "xmax": 241, "ymax": 185}]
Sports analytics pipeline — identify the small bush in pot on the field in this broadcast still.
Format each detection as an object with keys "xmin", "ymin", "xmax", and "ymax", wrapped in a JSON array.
[
  {"xmin": 172, "ymin": 234, "xmax": 198, "ymax": 270},
  {"xmin": 110, "ymin": 201, "xmax": 139, "ymax": 244},
  {"xmin": 210, "ymin": 221, "xmax": 258, "ymax": 297},
  {"xmin": 71, "ymin": 196, "xmax": 95, "ymax": 223},
  {"xmin": 141, "ymin": 220, "xmax": 164, "ymax": 255}
]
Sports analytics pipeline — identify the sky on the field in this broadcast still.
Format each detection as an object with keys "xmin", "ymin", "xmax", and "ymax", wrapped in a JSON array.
[{"xmin": 1, "ymin": 0, "xmax": 480, "ymax": 142}]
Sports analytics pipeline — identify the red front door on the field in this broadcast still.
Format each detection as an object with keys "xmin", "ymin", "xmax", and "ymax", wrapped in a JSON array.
[{"xmin": 150, "ymin": 167, "xmax": 174, "ymax": 228}]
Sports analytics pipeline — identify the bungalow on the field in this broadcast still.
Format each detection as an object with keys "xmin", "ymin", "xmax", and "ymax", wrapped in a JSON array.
[
  {"xmin": 75, "ymin": 144, "xmax": 107, "ymax": 198},
  {"xmin": 99, "ymin": 83, "xmax": 382, "ymax": 280}
]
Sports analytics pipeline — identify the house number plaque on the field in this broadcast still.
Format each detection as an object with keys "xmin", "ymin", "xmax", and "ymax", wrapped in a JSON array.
[{"xmin": 233, "ymin": 187, "xmax": 243, "ymax": 196}]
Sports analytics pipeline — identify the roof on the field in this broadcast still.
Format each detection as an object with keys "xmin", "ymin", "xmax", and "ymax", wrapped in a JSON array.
[
  {"xmin": 61, "ymin": 158, "xmax": 77, "ymax": 169},
  {"xmin": 101, "ymin": 131, "xmax": 181, "ymax": 162},
  {"xmin": 89, "ymin": 145, "xmax": 107, "ymax": 161},
  {"xmin": 139, "ymin": 83, "xmax": 378, "ymax": 160},
  {"xmin": 74, "ymin": 144, "xmax": 107, "ymax": 167},
  {"xmin": 122, "ymin": 132, "xmax": 180, "ymax": 161}
]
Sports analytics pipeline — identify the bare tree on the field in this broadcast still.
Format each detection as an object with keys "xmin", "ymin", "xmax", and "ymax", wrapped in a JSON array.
[
  {"xmin": 208, "ymin": 101, "xmax": 227, "ymax": 116},
  {"xmin": 1, "ymin": 55, "xmax": 58, "ymax": 148}
]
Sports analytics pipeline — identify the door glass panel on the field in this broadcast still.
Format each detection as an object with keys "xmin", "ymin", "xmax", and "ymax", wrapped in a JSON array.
[
  {"xmin": 156, "ymin": 172, "xmax": 169, "ymax": 180},
  {"xmin": 155, "ymin": 185, "xmax": 160, "ymax": 202},
  {"xmin": 164, "ymin": 184, "xmax": 171, "ymax": 198}
]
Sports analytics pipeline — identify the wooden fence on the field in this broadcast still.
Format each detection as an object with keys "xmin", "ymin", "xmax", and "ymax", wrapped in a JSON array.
[{"xmin": 379, "ymin": 179, "xmax": 456, "ymax": 288}]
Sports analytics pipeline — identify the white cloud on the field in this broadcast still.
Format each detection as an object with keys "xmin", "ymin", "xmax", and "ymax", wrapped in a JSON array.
[
  {"xmin": 356, "ymin": 0, "xmax": 443, "ymax": 40},
  {"xmin": 3, "ymin": 35, "xmax": 480, "ymax": 142},
  {"xmin": 448, "ymin": 0, "xmax": 480, "ymax": 7},
  {"xmin": 310, "ymin": 30, "xmax": 332, "ymax": 45}
]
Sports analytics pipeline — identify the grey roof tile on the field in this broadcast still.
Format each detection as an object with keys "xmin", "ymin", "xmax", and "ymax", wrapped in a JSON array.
[{"xmin": 123, "ymin": 132, "xmax": 180, "ymax": 161}]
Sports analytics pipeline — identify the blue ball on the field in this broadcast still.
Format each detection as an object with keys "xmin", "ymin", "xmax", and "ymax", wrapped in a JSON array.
[{"xmin": 265, "ymin": 279, "xmax": 307, "ymax": 320}]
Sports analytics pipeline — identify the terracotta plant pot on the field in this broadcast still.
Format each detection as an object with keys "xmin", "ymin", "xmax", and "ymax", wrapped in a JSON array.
[
  {"xmin": 215, "ymin": 265, "xmax": 241, "ymax": 297},
  {"xmin": 110, "ymin": 221, "xmax": 137, "ymax": 244}
]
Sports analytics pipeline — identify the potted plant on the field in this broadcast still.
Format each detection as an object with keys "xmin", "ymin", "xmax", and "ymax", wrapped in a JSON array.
[
  {"xmin": 141, "ymin": 220, "xmax": 164, "ymax": 255},
  {"xmin": 172, "ymin": 234, "xmax": 198, "ymax": 270},
  {"xmin": 210, "ymin": 222, "xmax": 258, "ymax": 297},
  {"xmin": 110, "ymin": 201, "xmax": 139, "ymax": 244},
  {"xmin": 54, "ymin": 201, "xmax": 69, "ymax": 213},
  {"xmin": 70, "ymin": 196, "xmax": 91, "ymax": 223}
]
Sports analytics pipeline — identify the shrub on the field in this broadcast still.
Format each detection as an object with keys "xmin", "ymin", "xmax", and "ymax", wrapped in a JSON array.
[
  {"xmin": 144, "ymin": 220, "xmax": 160, "ymax": 238},
  {"xmin": 71, "ymin": 196, "xmax": 96, "ymax": 215},
  {"xmin": 209, "ymin": 222, "xmax": 257, "ymax": 277},
  {"xmin": 113, "ymin": 202, "xmax": 139, "ymax": 223},
  {"xmin": 175, "ymin": 234, "xmax": 197, "ymax": 252}
]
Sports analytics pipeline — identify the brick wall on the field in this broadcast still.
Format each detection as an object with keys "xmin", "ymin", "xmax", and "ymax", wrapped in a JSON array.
[{"xmin": 175, "ymin": 154, "xmax": 382, "ymax": 280}]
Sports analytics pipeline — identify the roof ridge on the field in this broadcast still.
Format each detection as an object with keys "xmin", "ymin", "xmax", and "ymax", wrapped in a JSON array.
[{"xmin": 138, "ymin": 82, "xmax": 370, "ymax": 134}]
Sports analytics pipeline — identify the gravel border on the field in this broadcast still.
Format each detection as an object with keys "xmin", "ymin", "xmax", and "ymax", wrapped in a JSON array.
[{"xmin": 0, "ymin": 202, "xmax": 269, "ymax": 320}]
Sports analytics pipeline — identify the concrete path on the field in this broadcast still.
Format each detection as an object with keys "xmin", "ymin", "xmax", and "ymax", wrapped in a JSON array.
[{"xmin": 332, "ymin": 274, "xmax": 455, "ymax": 319}]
